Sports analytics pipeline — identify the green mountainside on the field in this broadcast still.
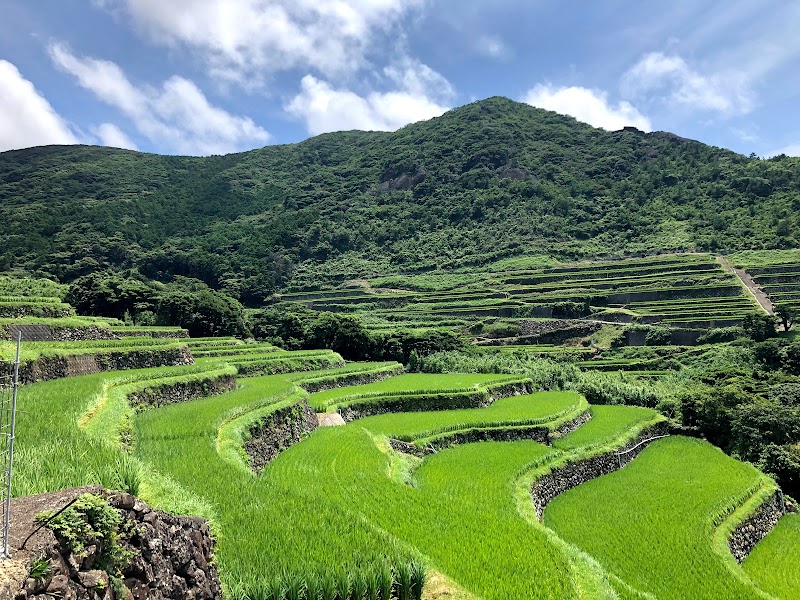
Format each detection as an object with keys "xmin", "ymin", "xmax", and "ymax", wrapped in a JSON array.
[{"xmin": 1, "ymin": 96, "xmax": 799, "ymax": 303}]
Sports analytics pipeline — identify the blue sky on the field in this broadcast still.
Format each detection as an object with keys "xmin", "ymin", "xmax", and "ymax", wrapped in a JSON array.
[{"xmin": 1, "ymin": 0, "xmax": 799, "ymax": 157}]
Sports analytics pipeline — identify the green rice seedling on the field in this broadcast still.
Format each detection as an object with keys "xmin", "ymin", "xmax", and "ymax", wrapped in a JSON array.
[
  {"xmin": 363, "ymin": 566, "xmax": 379, "ymax": 600},
  {"xmin": 305, "ymin": 573, "xmax": 321, "ymax": 600},
  {"xmin": 395, "ymin": 562, "xmax": 411, "ymax": 600},
  {"xmin": 409, "ymin": 561, "xmax": 425, "ymax": 600},
  {"xmin": 285, "ymin": 576, "xmax": 304, "ymax": 600},
  {"xmin": 226, "ymin": 579, "xmax": 248, "ymax": 600},
  {"xmin": 320, "ymin": 569, "xmax": 336, "ymax": 600},
  {"xmin": 113, "ymin": 454, "xmax": 142, "ymax": 496},
  {"xmin": 349, "ymin": 571, "xmax": 367, "ymax": 600},
  {"xmin": 377, "ymin": 563, "xmax": 393, "ymax": 600},
  {"xmin": 265, "ymin": 576, "xmax": 285, "ymax": 600},
  {"xmin": 334, "ymin": 570, "xmax": 350, "ymax": 600}
]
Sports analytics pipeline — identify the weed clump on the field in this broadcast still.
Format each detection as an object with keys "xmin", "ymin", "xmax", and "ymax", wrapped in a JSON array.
[{"xmin": 36, "ymin": 493, "xmax": 133, "ymax": 574}]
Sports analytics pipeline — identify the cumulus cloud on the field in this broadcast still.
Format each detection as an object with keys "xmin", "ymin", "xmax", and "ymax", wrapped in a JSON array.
[
  {"xmin": 49, "ymin": 43, "xmax": 270, "ymax": 155},
  {"xmin": 96, "ymin": 0, "xmax": 424, "ymax": 84},
  {"xmin": 767, "ymin": 144, "xmax": 800, "ymax": 158},
  {"xmin": 523, "ymin": 84, "xmax": 651, "ymax": 131},
  {"xmin": 286, "ymin": 75, "xmax": 449, "ymax": 135},
  {"xmin": 286, "ymin": 58, "xmax": 454, "ymax": 135},
  {"xmin": 92, "ymin": 123, "xmax": 138, "ymax": 150},
  {"xmin": 0, "ymin": 60, "xmax": 78, "ymax": 152},
  {"xmin": 621, "ymin": 52, "xmax": 754, "ymax": 116}
]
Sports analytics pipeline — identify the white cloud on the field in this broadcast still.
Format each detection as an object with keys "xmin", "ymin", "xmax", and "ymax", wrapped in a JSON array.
[
  {"xmin": 96, "ymin": 0, "xmax": 424, "ymax": 84},
  {"xmin": 767, "ymin": 144, "xmax": 800, "ymax": 158},
  {"xmin": 286, "ymin": 74, "xmax": 450, "ymax": 135},
  {"xmin": 0, "ymin": 59, "xmax": 78, "ymax": 151},
  {"xmin": 621, "ymin": 52, "xmax": 754, "ymax": 116},
  {"xmin": 384, "ymin": 57, "xmax": 455, "ymax": 102},
  {"xmin": 476, "ymin": 35, "xmax": 509, "ymax": 59},
  {"xmin": 49, "ymin": 43, "xmax": 270, "ymax": 155},
  {"xmin": 93, "ymin": 123, "xmax": 138, "ymax": 150},
  {"xmin": 523, "ymin": 84, "xmax": 651, "ymax": 131}
]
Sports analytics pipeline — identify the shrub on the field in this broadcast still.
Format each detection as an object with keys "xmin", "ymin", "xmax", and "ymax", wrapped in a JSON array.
[
  {"xmin": 644, "ymin": 326, "xmax": 672, "ymax": 346},
  {"xmin": 696, "ymin": 327, "xmax": 744, "ymax": 344},
  {"xmin": 37, "ymin": 494, "xmax": 133, "ymax": 574},
  {"xmin": 572, "ymin": 372, "xmax": 663, "ymax": 408},
  {"xmin": 741, "ymin": 313, "xmax": 778, "ymax": 342}
]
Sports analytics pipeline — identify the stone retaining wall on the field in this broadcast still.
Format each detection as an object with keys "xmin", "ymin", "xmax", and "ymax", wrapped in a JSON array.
[
  {"xmin": 531, "ymin": 421, "xmax": 670, "ymax": 520},
  {"xmin": 1, "ymin": 325, "xmax": 118, "ymax": 343},
  {"xmin": 2, "ymin": 486, "xmax": 220, "ymax": 600},
  {"xmin": 298, "ymin": 364, "xmax": 405, "ymax": 393},
  {"xmin": 425, "ymin": 425, "xmax": 550, "ymax": 452},
  {"xmin": 728, "ymin": 490, "xmax": 786, "ymax": 563},
  {"xmin": 516, "ymin": 320, "xmax": 602, "ymax": 344},
  {"xmin": 114, "ymin": 330, "xmax": 190, "ymax": 339},
  {"xmin": 339, "ymin": 380, "xmax": 532, "ymax": 422},
  {"xmin": 389, "ymin": 409, "xmax": 592, "ymax": 457},
  {"xmin": 245, "ymin": 399, "xmax": 319, "ymax": 473},
  {"xmin": 127, "ymin": 373, "xmax": 236, "ymax": 409},
  {"xmin": 0, "ymin": 305, "xmax": 72, "ymax": 320},
  {"xmin": 18, "ymin": 347, "xmax": 194, "ymax": 384}
]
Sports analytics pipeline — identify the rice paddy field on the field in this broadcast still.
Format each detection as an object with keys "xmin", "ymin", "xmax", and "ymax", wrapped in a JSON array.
[
  {"xmin": 545, "ymin": 437, "xmax": 780, "ymax": 599},
  {"xmin": 12, "ymin": 347, "xmax": 800, "ymax": 598},
  {"xmin": 731, "ymin": 250, "xmax": 800, "ymax": 316},
  {"xmin": 278, "ymin": 253, "xmax": 763, "ymax": 332},
  {"xmin": 744, "ymin": 514, "xmax": 800, "ymax": 599},
  {"xmin": 4, "ymin": 263, "xmax": 799, "ymax": 599}
]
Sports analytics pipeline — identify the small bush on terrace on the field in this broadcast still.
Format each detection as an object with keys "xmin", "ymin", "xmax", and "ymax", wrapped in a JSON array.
[{"xmin": 37, "ymin": 493, "xmax": 133, "ymax": 574}]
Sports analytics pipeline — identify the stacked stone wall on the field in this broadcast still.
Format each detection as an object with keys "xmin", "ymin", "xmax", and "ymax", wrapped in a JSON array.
[
  {"xmin": 127, "ymin": 373, "xmax": 236, "ymax": 409},
  {"xmin": 389, "ymin": 409, "xmax": 592, "ymax": 457},
  {"xmin": 2, "ymin": 487, "xmax": 220, "ymax": 600},
  {"xmin": 530, "ymin": 421, "xmax": 670, "ymax": 520},
  {"xmin": 298, "ymin": 364, "xmax": 404, "ymax": 393},
  {"xmin": 18, "ymin": 347, "xmax": 193, "ymax": 384},
  {"xmin": 728, "ymin": 491, "xmax": 786, "ymax": 563},
  {"xmin": 245, "ymin": 400, "xmax": 319, "ymax": 473}
]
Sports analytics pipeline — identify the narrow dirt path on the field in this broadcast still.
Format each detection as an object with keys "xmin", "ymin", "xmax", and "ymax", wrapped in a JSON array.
[
  {"xmin": 317, "ymin": 412, "xmax": 346, "ymax": 426},
  {"xmin": 718, "ymin": 256, "xmax": 775, "ymax": 315}
]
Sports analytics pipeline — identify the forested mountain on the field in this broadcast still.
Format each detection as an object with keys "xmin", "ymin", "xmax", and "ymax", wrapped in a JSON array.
[{"xmin": 1, "ymin": 96, "xmax": 798, "ymax": 304}]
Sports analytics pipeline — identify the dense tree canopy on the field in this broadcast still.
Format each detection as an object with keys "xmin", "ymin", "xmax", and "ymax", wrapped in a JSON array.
[
  {"xmin": 67, "ymin": 271, "xmax": 247, "ymax": 337},
  {"xmin": 2, "ymin": 97, "xmax": 799, "ymax": 303}
]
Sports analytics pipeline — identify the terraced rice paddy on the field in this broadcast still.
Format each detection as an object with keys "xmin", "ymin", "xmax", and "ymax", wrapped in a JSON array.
[
  {"xmin": 744, "ymin": 514, "xmax": 800, "ymax": 599},
  {"xmin": 6, "ymin": 266, "xmax": 800, "ymax": 599},
  {"xmin": 729, "ymin": 250, "xmax": 800, "ymax": 315},
  {"xmin": 545, "ymin": 437, "xmax": 782, "ymax": 599},
  {"xmin": 278, "ymin": 253, "xmax": 762, "ymax": 331},
  {"xmin": 13, "ymin": 341, "xmax": 798, "ymax": 598}
]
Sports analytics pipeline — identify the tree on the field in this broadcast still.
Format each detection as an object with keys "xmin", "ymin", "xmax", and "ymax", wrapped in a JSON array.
[
  {"xmin": 741, "ymin": 313, "xmax": 777, "ymax": 342},
  {"xmin": 758, "ymin": 444, "xmax": 800, "ymax": 499},
  {"xmin": 775, "ymin": 303, "xmax": 795, "ymax": 332}
]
